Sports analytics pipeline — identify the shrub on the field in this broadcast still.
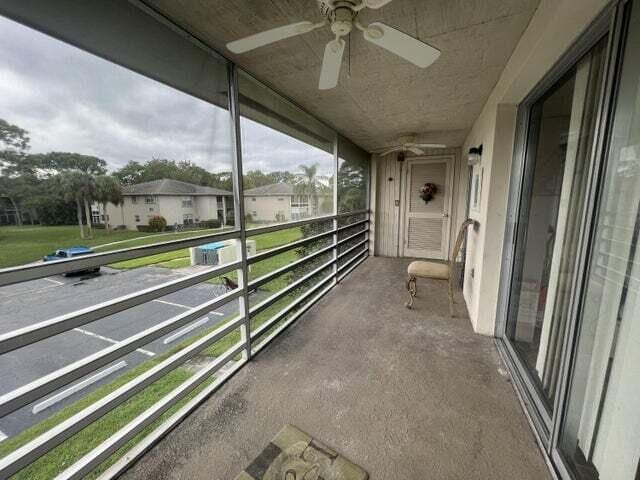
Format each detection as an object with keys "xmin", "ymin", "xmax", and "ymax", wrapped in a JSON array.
[
  {"xmin": 148, "ymin": 215, "xmax": 167, "ymax": 232},
  {"xmin": 199, "ymin": 219, "xmax": 221, "ymax": 229}
]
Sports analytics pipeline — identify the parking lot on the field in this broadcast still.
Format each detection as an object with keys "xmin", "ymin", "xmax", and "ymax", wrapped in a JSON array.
[{"xmin": 0, "ymin": 265, "xmax": 247, "ymax": 440}]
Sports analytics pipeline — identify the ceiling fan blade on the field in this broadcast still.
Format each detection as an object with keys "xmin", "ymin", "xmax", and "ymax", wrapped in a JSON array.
[
  {"xmin": 227, "ymin": 21, "xmax": 320, "ymax": 54},
  {"xmin": 407, "ymin": 142, "xmax": 447, "ymax": 149},
  {"xmin": 363, "ymin": 0, "xmax": 394, "ymax": 8},
  {"xmin": 363, "ymin": 22, "xmax": 440, "ymax": 68},
  {"xmin": 318, "ymin": 39, "xmax": 345, "ymax": 90},
  {"xmin": 377, "ymin": 146, "xmax": 402, "ymax": 156},
  {"xmin": 407, "ymin": 146, "xmax": 425, "ymax": 155}
]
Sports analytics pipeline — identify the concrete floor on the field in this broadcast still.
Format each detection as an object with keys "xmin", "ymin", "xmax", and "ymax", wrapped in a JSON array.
[{"xmin": 121, "ymin": 257, "xmax": 550, "ymax": 480}]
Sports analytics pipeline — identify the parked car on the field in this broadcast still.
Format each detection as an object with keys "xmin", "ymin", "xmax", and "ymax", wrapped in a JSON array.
[{"xmin": 43, "ymin": 246, "xmax": 100, "ymax": 274}]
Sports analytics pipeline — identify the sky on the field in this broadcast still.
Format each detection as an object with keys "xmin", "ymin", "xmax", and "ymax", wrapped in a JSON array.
[{"xmin": 0, "ymin": 15, "xmax": 333, "ymax": 177}]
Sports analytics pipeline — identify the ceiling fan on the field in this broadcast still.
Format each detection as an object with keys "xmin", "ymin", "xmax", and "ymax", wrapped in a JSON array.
[
  {"xmin": 226, "ymin": 0, "xmax": 440, "ymax": 90},
  {"xmin": 376, "ymin": 135, "xmax": 447, "ymax": 156}
]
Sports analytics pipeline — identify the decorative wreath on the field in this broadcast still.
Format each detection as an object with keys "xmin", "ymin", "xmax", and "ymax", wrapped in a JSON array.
[{"xmin": 420, "ymin": 182, "xmax": 437, "ymax": 203}]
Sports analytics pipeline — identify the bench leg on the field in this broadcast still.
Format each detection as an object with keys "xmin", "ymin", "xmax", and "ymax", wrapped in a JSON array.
[
  {"xmin": 448, "ymin": 276, "xmax": 455, "ymax": 317},
  {"xmin": 405, "ymin": 275, "xmax": 417, "ymax": 308}
]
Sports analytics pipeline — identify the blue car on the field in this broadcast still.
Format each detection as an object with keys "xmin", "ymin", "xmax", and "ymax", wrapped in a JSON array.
[{"xmin": 43, "ymin": 246, "xmax": 100, "ymax": 274}]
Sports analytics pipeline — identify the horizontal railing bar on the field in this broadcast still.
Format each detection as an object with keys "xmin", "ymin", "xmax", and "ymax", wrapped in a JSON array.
[
  {"xmin": 247, "ymin": 229, "xmax": 334, "ymax": 265},
  {"xmin": 337, "ymin": 238, "xmax": 369, "ymax": 260},
  {"xmin": 247, "ymin": 243, "xmax": 335, "ymax": 290},
  {"xmin": 337, "ymin": 248, "xmax": 369, "ymax": 274},
  {"xmin": 0, "ymin": 287, "xmax": 242, "ymax": 418},
  {"xmin": 335, "ymin": 218, "xmax": 368, "ymax": 233},
  {"xmin": 245, "ymin": 214, "xmax": 334, "ymax": 237},
  {"xmin": 249, "ymin": 259, "xmax": 335, "ymax": 318},
  {"xmin": 336, "ymin": 209, "xmax": 369, "ymax": 218},
  {"xmin": 251, "ymin": 272, "xmax": 336, "ymax": 340},
  {"xmin": 0, "ymin": 316, "xmax": 244, "ymax": 478},
  {"xmin": 0, "ymin": 229, "xmax": 241, "ymax": 288},
  {"xmin": 252, "ymin": 281, "xmax": 335, "ymax": 356},
  {"xmin": 56, "ymin": 341, "xmax": 246, "ymax": 480},
  {"xmin": 96, "ymin": 358, "xmax": 246, "ymax": 480},
  {"xmin": 0, "ymin": 260, "xmax": 241, "ymax": 356},
  {"xmin": 243, "ymin": 210, "xmax": 369, "ymax": 238},
  {"xmin": 338, "ymin": 251, "xmax": 369, "ymax": 280},
  {"xmin": 336, "ymin": 228, "xmax": 368, "ymax": 246}
]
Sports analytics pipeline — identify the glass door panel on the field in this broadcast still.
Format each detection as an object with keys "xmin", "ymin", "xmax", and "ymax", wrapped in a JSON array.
[
  {"xmin": 558, "ymin": 2, "xmax": 640, "ymax": 478},
  {"xmin": 506, "ymin": 38, "xmax": 607, "ymax": 415}
]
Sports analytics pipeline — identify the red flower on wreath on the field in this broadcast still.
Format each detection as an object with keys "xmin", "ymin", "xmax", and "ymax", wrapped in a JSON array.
[{"xmin": 420, "ymin": 182, "xmax": 437, "ymax": 203}]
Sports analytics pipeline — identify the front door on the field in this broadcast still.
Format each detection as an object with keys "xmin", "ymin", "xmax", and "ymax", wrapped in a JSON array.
[{"xmin": 402, "ymin": 156, "xmax": 453, "ymax": 259}]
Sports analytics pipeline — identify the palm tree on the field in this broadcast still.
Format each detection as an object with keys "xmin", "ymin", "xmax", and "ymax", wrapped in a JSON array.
[
  {"xmin": 60, "ymin": 171, "xmax": 87, "ymax": 239},
  {"xmin": 296, "ymin": 163, "xmax": 323, "ymax": 216},
  {"xmin": 297, "ymin": 163, "xmax": 319, "ymax": 196},
  {"xmin": 79, "ymin": 174, "xmax": 96, "ymax": 239},
  {"xmin": 94, "ymin": 175, "xmax": 122, "ymax": 232}
]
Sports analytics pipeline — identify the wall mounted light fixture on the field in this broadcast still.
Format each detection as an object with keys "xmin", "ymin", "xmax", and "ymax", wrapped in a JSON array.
[{"xmin": 467, "ymin": 144, "xmax": 483, "ymax": 166}]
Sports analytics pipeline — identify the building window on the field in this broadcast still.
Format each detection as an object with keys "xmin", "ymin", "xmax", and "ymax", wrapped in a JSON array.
[
  {"xmin": 181, "ymin": 196, "xmax": 193, "ymax": 208},
  {"xmin": 131, "ymin": 197, "xmax": 138, "ymax": 204},
  {"xmin": 135, "ymin": 215, "xmax": 140, "ymax": 222},
  {"xmin": 145, "ymin": 196, "xmax": 155, "ymax": 204},
  {"xmin": 183, "ymin": 213, "xmax": 194, "ymax": 225},
  {"xmin": 251, "ymin": 197, "xmax": 256, "ymax": 202},
  {"xmin": 277, "ymin": 197, "xmax": 284, "ymax": 201}
]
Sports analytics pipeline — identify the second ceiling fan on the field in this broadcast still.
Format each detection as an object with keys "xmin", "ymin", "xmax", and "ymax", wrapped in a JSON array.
[{"xmin": 227, "ymin": 0, "xmax": 440, "ymax": 90}]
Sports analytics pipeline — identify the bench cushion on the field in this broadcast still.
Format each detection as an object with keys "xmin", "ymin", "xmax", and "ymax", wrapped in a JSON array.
[{"xmin": 408, "ymin": 260, "xmax": 449, "ymax": 280}]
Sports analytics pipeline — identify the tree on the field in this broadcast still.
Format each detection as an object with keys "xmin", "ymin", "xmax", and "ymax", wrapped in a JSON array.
[
  {"xmin": 296, "ymin": 163, "xmax": 319, "ymax": 196},
  {"xmin": 58, "ymin": 172, "xmax": 96, "ymax": 239},
  {"xmin": 112, "ymin": 159, "xmax": 233, "ymax": 191},
  {"xmin": 32, "ymin": 152, "xmax": 107, "ymax": 176},
  {"xmin": 79, "ymin": 174, "xmax": 97, "ymax": 238},
  {"xmin": 0, "ymin": 119, "xmax": 33, "ymax": 224},
  {"xmin": 59, "ymin": 172, "xmax": 89, "ymax": 238},
  {"xmin": 94, "ymin": 175, "xmax": 123, "ymax": 232}
]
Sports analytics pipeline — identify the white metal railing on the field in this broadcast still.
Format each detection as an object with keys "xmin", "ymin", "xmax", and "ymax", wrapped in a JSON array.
[{"xmin": 0, "ymin": 209, "xmax": 369, "ymax": 479}]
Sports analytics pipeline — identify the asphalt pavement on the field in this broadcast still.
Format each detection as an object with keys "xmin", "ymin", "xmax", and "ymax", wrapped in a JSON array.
[{"xmin": 0, "ymin": 265, "xmax": 251, "ymax": 440}]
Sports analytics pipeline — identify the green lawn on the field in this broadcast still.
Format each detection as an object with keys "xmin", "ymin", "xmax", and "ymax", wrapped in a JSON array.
[
  {"xmin": 0, "ymin": 225, "xmax": 233, "ymax": 269},
  {"xmin": 0, "ymin": 321, "xmax": 242, "ymax": 480},
  {"xmin": 0, "ymin": 226, "xmax": 151, "ymax": 269},
  {"xmin": 109, "ymin": 227, "xmax": 304, "ymax": 283}
]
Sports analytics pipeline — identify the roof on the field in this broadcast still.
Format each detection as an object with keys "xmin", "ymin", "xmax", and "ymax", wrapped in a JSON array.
[
  {"xmin": 121, "ymin": 179, "xmax": 232, "ymax": 196},
  {"xmin": 244, "ymin": 183, "xmax": 296, "ymax": 196}
]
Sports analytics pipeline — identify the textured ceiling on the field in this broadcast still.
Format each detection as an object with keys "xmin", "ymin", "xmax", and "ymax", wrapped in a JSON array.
[{"xmin": 146, "ymin": 0, "xmax": 539, "ymax": 152}]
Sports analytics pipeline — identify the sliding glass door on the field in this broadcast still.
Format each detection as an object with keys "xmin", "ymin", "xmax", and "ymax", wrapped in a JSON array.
[
  {"xmin": 505, "ymin": 36, "xmax": 607, "ymax": 421},
  {"xmin": 557, "ymin": 2, "xmax": 640, "ymax": 478},
  {"xmin": 500, "ymin": 2, "xmax": 640, "ymax": 479}
]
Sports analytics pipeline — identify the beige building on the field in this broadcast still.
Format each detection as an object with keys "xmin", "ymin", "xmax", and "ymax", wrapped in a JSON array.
[
  {"xmin": 105, "ymin": 179, "xmax": 232, "ymax": 230},
  {"xmin": 243, "ymin": 183, "xmax": 331, "ymax": 223}
]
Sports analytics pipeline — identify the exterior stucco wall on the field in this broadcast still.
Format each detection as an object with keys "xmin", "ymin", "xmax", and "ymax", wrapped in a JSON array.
[
  {"xmin": 244, "ymin": 195, "xmax": 291, "ymax": 223},
  {"xmin": 105, "ymin": 195, "xmax": 227, "ymax": 230},
  {"xmin": 460, "ymin": 0, "xmax": 610, "ymax": 335}
]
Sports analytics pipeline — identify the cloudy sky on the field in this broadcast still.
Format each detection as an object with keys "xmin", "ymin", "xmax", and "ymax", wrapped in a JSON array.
[{"xmin": 0, "ymin": 15, "xmax": 333, "ymax": 177}]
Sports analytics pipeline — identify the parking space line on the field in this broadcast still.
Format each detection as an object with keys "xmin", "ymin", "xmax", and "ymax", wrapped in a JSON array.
[
  {"xmin": 32, "ymin": 361, "xmax": 127, "ymax": 415},
  {"xmin": 0, "ymin": 430, "xmax": 7, "ymax": 442},
  {"xmin": 153, "ymin": 299, "xmax": 192, "ymax": 309},
  {"xmin": 210, "ymin": 311, "xmax": 225, "ymax": 316},
  {"xmin": 73, "ymin": 328, "xmax": 155, "ymax": 357},
  {"xmin": 44, "ymin": 278, "xmax": 65, "ymax": 286},
  {"xmin": 163, "ymin": 317, "xmax": 209, "ymax": 344}
]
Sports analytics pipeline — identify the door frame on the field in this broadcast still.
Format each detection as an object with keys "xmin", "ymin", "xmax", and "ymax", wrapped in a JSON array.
[{"xmin": 400, "ymin": 154, "xmax": 455, "ymax": 259}]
